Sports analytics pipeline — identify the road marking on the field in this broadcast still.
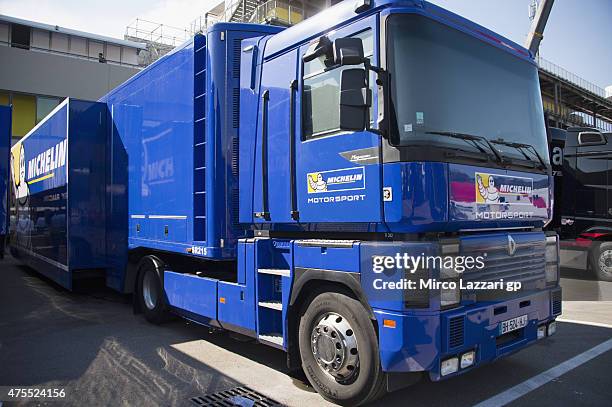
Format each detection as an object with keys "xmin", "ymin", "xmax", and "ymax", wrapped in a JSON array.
[
  {"xmin": 473, "ymin": 337, "xmax": 612, "ymax": 407},
  {"xmin": 557, "ymin": 318, "xmax": 612, "ymax": 329}
]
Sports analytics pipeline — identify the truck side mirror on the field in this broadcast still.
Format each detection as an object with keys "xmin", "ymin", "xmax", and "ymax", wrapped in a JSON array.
[
  {"xmin": 303, "ymin": 35, "xmax": 333, "ymax": 64},
  {"xmin": 339, "ymin": 68, "xmax": 371, "ymax": 131},
  {"xmin": 333, "ymin": 37, "xmax": 365, "ymax": 66}
]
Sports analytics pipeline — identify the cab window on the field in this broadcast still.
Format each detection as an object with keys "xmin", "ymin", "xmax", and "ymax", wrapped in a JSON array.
[{"xmin": 302, "ymin": 29, "xmax": 373, "ymax": 140}]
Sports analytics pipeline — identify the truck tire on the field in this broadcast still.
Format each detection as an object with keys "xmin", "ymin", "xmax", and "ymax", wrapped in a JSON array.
[
  {"xmin": 590, "ymin": 242, "xmax": 612, "ymax": 282},
  {"xmin": 298, "ymin": 291, "xmax": 386, "ymax": 406},
  {"xmin": 137, "ymin": 256, "xmax": 171, "ymax": 324}
]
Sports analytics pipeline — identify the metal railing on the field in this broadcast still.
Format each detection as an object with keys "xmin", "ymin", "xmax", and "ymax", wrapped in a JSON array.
[
  {"xmin": 125, "ymin": 18, "xmax": 192, "ymax": 47},
  {"xmin": 189, "ymin": 13, "xmax": 222, "ymax": 34},
  {"xmin": 249, "ymin": 0, "xmax": 304, "ymax": 25},
  {"xmin": 537, "ymin": 55, "xmax": 609, "ymax": 100}
]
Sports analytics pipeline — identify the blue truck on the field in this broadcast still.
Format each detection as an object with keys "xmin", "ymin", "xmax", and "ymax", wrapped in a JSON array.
[
  {"xmin": 7, "ymin": 0, "xmax": 561, "ymax": 404},
  {"xmin": 0, "ymin": 105, "xmax": 10, "ymax": 258}
]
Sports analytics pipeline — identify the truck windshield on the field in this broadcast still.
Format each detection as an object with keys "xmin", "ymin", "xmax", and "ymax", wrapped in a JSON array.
[{"xmin": 386, "ymin": 14, "xmax": 550, "ymax": 166}]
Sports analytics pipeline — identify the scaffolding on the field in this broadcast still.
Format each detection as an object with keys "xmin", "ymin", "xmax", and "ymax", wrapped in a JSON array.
[
  {"xmin": 538, "ymin": 56, "xmax": 612, "ymax": 131},
  {"xmin": 249, "ymin": 0, "xmax": 305, "ymax": 26},
  {"xmin": 124, "ymin": 18, "xmax": 194, "ymax": 65}
]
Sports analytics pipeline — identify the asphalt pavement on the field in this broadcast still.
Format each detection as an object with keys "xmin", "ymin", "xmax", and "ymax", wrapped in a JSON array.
[{"xmin": 0, "ymin": 256, "xmax": 611, "ymax": 406}]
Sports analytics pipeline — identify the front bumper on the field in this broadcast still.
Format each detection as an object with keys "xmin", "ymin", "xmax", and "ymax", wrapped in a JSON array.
[{"xmin": 374, "ymin": 287, "xmax": 562, "ymax": 380}]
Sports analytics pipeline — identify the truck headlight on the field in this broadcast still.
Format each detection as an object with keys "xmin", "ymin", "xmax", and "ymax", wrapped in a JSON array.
[
  {"xmin": 460, "ymin": 350, "xmax": 475, "ymax": 368},
  {"xmin": 440, "ymin": 242, "xmax": 461, "ymax": 308},
  {"xmin": 440, "ymin": 284, "xmax": 461, "ymax": 308},
  {"xmin": 441, "ymin": 357, "xmax": 458, "ymax": 376},
  {"xmin": 537, "ymin": 325, "xmax": 547, "ymax": 339},
  {"xmin": 547, "ymin": 321, "xmax": 557, "ymax": 336},
  {"xmin": 545, "ymin": 235, "xmax": 560, "ymax": 285},
  {"xmin": 545, "ymin": 263, "xmax": 559, "ymax": 284}
]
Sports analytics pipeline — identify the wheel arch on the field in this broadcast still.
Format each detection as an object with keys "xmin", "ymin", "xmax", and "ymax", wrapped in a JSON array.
[
  {"xmin": 131, "ymin": 252, "xmax": 166, "ymax": 313},
  {"xmin": 286, "ymin": 267, "xmax": 378, "ymax": 371}
]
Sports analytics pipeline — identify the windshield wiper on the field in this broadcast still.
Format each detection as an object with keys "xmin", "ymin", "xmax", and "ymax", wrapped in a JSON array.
[
  {"xmin": 425, "ymin": 131, "xmax": 504, "ymax": 163},
  {"xmin": 490, "ymin": 139, "xmax": 547, "ymax": 169}
]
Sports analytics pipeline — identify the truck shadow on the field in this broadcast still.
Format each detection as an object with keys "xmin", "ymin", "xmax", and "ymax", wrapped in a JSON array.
[
  {"xmin": 2, "ymin": 260, "xmax": 611, "ymax": 407},
  {"xmin": 0, "ymin": 261, "xmax": 291, "ymax": 406}
]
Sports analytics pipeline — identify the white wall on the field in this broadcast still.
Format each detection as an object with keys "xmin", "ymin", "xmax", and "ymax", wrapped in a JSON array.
[
  {"xmin": 121, "ymin": 47, "xmax": 138, "ymax": 65},
  {"xmin": 0, "ymin": 45, "xmax": 140, "ymax": 100},
  {"xmin": 106, "ymin": 44, "xmax": 121, "ymax": 62},
  {"xmin": 0, "ymin": 23, "xmax": 9, "ymax": 45},
  {"xmin": 70, "ymin": 36, "xmax": 87, "ymax": 56},
  {"xmin": 88, "ymin": 40, "xmax": 103, "ymax": 58},
  {"xmin": 50, "ymin": 32, "xmax": 69, "ymax": 53},
  {"xmin": 31, "ymin": 29, "xmax": 50, "ymax": 50}
]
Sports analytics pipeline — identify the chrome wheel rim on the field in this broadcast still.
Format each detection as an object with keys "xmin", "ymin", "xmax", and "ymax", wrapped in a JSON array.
[
  {"xmin": 598, "ymin": 250, "xmax": 612, "ymax": 276},
  {"xmin": 142, "ymin": 271, "xmax": 158, "ymax": 310},
  {"xmin": 311, "ymin": 312, "xmax": 359, "ymax": 382}
]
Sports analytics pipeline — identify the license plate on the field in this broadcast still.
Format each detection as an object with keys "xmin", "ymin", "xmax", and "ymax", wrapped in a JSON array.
[{"xmin": 499, "ymin": 315, "xmax": 528, "ymax": 335}]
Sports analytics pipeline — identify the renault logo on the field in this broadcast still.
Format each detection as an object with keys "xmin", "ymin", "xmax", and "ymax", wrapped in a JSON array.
[{"xmin": 507, "ymin": 235, "xmax": 517, "ymax": 256}]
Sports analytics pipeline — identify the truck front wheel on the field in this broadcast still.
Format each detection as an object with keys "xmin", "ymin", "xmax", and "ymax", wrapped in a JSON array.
[
  {"xmin": 591, "ymin": 242, "xmax": 612, "ymax": 282},
  {"xmin": 298, "ymin": 291, "xmax": 386, "ymax": 406},
  {"xmin": 137, "ymin": 256, "xmax": 171, "ymax": 324}
]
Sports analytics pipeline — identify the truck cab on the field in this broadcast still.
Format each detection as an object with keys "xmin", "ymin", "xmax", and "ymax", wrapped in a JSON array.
[
  {"xmin": 233, "ymin": 0, "xmax": 560, "ymax": 402},
  {"xmin": 549, "ymin": 126, "xmax": 612, "ymax": 281}
]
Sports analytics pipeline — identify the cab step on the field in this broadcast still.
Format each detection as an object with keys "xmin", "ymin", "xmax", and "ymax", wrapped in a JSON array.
[
  {"xmin": 258, "ymin": 268, "xmax": 290, "ymax": 277},
  {"xmin": 258, "ymin": 301, "xmax": 283, "ymax": 311},
  {"xmin": 258, "ymin": 333, "xmax": 283, "ymax": 347}
]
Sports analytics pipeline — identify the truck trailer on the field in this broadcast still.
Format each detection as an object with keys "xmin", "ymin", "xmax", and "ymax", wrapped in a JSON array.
[{"xmin": 7, "ymin": 0, "xmax": 562, "ymax": 404}]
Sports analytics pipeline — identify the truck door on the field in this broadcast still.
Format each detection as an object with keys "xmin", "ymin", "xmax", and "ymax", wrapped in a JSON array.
[
  {"xmin": 575, "ymin": 134, "xmax": 608, "ymax": 218},
  {"xmin": 255, "ymin": 49, "xmax": 300, "ymax": 223},
  {"xmin": 295, "ymin": 18, "xmax": 383, "ymax": 224}
]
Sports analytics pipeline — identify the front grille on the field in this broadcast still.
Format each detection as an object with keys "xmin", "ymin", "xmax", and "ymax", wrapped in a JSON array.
[
  {"xmin": 449, "ymin": 316, "xmax": 465, "ymax": 348},
  {"xmin": 552, "ymin": 290, "xmax": 562, "ymax": 315},
  {"xmin": 191, "ymin": 386, "xmax": 282, "ymax": 407},
  {"xmin": 461, "ymin": 233, "xmax": 546, "ymax": 292}
]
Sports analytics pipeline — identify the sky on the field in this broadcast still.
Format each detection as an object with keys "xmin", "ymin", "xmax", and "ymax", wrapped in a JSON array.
[{"xmin": 0, "ymin": 0, "xmax": 610, "ymax": 90}]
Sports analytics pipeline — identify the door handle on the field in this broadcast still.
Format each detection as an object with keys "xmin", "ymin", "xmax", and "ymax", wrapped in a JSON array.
[
  {"xmin": 289, "ymin": 80, "xmax": 299, "ymax": 221},
  {"xmin": 254, "ymin": 89, "xmax": 271, "ymax": 221}
]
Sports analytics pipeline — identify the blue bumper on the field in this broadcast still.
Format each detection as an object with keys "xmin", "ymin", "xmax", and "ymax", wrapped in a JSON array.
[{"xmin": 374, "ymin": 287, "xmax": 562, "ymax": 380}]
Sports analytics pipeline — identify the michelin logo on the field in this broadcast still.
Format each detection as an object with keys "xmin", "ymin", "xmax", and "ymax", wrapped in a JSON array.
[
  {"xmin": 27, "ymin": 139, "xmax": 67, "ymax": 181},
  {"xmin": 476, "ymin": 172, "xmax": 533, "ymax": 205},
  {"xmin": 477, "ymin": 174, "xmax": 500, "ymax": 203},
  {"xmin": 10, "ymin": 143, "xmax": 29, "ymax": 200},
  {"xmin": 307, "ymin": 167, "xmax": 365, "ymax": 194}
]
